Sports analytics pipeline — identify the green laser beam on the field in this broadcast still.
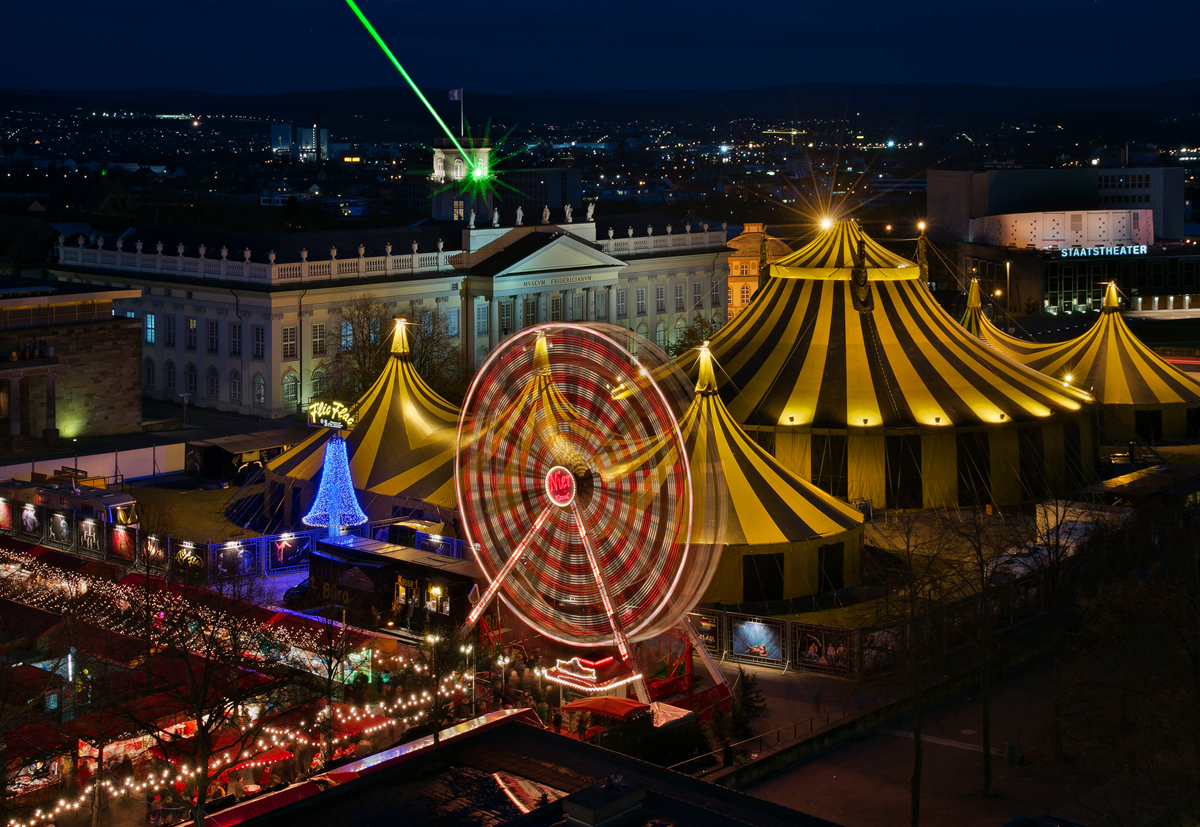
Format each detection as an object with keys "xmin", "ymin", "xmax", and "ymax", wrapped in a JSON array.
[{"xmin": 343, "ymin": 0, "xmax": 476, "ymax": 171}]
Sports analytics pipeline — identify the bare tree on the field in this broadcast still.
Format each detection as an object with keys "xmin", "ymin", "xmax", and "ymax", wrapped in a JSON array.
[
  {"xmin": 866, "ymin": 511, "xmax": 957, "ymax": 827},
  {"xmin": 322, "ymin": 294, "xmax": 391, "ymax": 401},
  {"xmin": 936, "ymin": 506, "xmax": 1031, "ymax": 797},
  {"xmin": 114, "ymin": 575, "xmax": 298, "ymax": 824},
  {"xmin": 402, "ymin": 302, "xmax": 465, "ymax": 405},
  {"xmin": 668, "ymin": 313, "xmax": 724, "ymax": 359},
  {"xmin": 0, "ymin": 657, "xmax": 64, "ymax": 820},
  {"xmin": 291, "ymin": 614, "xmax": 367, "ymax": 768},
  {"xmin": 393, "ymin": 627, "xmax": 468, "ymax": 745}
]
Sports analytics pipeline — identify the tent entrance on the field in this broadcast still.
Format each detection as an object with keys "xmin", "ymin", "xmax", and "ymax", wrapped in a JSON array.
[
  {"xmin": 819, "ymin": 542, "xmax": 845, "ymax": 592},
  {"xmin": 743, "ymin": 553, "xmax": 783, "ymax": 603},
  {"xmin": 1135, "ymin": 409, "xmax": 1163, "ymax": 442}
]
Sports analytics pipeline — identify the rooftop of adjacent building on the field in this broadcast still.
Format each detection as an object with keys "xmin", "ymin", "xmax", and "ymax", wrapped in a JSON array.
[{"xmin": 238, "ymin": 716, "xmax": 840, "ymax": 827}]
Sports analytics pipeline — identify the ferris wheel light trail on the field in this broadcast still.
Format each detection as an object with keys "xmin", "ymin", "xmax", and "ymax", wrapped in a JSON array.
[
  {"xmin": 342, "ymin": 0, "xmax": 477, "ymax": 173},
  {"xmin": 466, "ymin": 506, "xmax": 554, "ymax": 626},
  {"xmin": 572, "ymin": 502, "xmax": 633, "ymax": 664}
]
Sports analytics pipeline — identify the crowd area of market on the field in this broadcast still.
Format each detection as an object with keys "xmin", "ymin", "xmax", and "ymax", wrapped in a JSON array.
[{"xmin": 0, "ymin": 542, "xmax": 682, "ymax": 827}]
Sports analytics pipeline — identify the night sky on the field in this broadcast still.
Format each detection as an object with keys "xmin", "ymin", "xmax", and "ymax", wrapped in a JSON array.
[{"xmin": 12, "ymin": 0, "xmax": 1195, "ymax": 94}]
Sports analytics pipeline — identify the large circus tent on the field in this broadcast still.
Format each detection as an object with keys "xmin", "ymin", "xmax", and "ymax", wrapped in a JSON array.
[
  {"xmin": 683, "ymin": 344, "xmax": 864, "ymax": 603},
  {"xmin": 265, "ymin": 321, "xmax": 459, "ymax": 526},
  {"xmin": 963, "ymin": 280, "xmax": 1200, "ymax": 442},
  {"xmin": 677, "ymin": 220, "xmax": 1099, "ymax": 510}
]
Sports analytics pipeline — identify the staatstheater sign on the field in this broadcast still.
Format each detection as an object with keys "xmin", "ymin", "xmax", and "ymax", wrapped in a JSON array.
[{"xmin": 1060, "ymin": 245, "xmax": 1147, "ymax": 258}]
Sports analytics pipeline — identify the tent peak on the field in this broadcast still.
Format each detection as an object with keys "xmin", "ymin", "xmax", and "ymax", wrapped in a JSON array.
[
  {"xmin": 695, "ymin": 343, "xmax": 718, "ymax": 394},
  {"xmin": 1103, "ymin": 281, "xmax": 1121, "ymax": 311},
  {"xmin": 391, "ymin": 318, "xmax": 410, "ymax": 355},
  {"xmin": 967, "ymin": 279, "xmax": 981, "ymax": 308}
]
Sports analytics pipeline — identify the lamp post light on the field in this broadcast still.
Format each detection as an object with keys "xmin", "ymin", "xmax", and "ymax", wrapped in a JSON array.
[
  {"xmin": 460, "ymin": 643, "xmax": 475, "ymax": 716},
  {"xmin": 1005, "ymin": 261, "xmax": 1011, "ymax": 313}
]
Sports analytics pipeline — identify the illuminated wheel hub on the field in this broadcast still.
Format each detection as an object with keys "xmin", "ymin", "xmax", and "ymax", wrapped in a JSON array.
[{"xmin": 455, "ymin": 323, "xmax": 698, "ymax": 651}]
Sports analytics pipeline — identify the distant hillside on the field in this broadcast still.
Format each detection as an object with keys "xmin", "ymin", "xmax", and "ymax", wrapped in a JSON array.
[{"xmin": 2, "ymin": 80, "xmax": 1197, "ymax": 136}]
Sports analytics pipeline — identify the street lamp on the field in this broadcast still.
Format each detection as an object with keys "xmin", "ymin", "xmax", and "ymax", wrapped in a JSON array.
[
  {"xmin": 1005, "ymin": 261, "xmax": 1011, "ymax": 313},
  {"xmin": 460, "ymin": 643, "xmax": 475, "ymax": 716}
]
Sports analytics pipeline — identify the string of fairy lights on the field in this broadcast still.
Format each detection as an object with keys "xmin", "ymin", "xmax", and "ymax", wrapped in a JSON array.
[{"xmin": 1, "ymin": 549, "xmax": 478, "ymax": 827}]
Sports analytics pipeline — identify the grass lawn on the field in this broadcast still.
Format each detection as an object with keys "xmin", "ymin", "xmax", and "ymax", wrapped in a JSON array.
[{"xmin": 128, "ymin": 483, "xmax": 261, "ymax": 544}]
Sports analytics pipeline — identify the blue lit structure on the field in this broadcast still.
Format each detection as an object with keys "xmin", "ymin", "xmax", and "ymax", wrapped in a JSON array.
[{"xmin": 302, "ymin": 435, "xmax": 367, "ymax": 535}]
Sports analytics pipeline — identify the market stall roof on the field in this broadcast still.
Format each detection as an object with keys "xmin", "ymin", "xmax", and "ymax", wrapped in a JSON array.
[
  {"xmin": 562, "ymin": 696, "xmax": 649, "ymax": 721},
  {"xmin": 187, "ymin": 426, "xmax": 312, "ymax": 454},
  {"xmin": 966, "ymin": 280, "xmax": 1200, "ymax": 408},
  {"xmin": 679, "ymin": 346, "xmax": 864, "ymax": 547},
  {"xmin": 262, "ymin": 700, "xmax": 391, "ymax": 744},
  {"xmin": 267, "ymin": 320, "xmax": 460, "ymax": 515},
  {"xmin": 153, "ymin": 727, "xmax": 293, "ymax": 776},
  {"xmin": 4, "ymin": 720, "xmax": 69, "ymax": 767},
  {"xmin": 677, "ymin": 220, "xmax": 1093, "ymax": 430}
]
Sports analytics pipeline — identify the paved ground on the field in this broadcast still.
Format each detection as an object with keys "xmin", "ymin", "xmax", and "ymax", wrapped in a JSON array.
[{"xmin": 745, "ymin": 656, "xmax": 1111, "ymax": 827}]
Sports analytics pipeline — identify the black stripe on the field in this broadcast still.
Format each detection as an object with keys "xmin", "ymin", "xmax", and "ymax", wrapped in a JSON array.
[
  {"xmin": 814, "ymin": 283, "xmax": 848, "ymax": 428},
  {"xmin": 859, "ymin": 309, "xmax": 913, "ymax": 427}
]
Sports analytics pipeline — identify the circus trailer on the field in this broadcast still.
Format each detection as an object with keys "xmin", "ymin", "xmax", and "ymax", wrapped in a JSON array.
[
  {"xmin": 309, "ymin": 533, "xmax": 480, "ymax": 630},
  {"xmin": 185, "ymin": 426, "xmax": 311, "ymax": 481}
]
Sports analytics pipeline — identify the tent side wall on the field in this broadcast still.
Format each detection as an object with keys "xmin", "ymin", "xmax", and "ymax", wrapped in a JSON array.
[
  {"xmin": 701, "ymin": 526, "xmax": 863, "ymax": 604},
  {"xmin": 760, "ymin": 412, "xmax": 1095, "ymax": 509}
]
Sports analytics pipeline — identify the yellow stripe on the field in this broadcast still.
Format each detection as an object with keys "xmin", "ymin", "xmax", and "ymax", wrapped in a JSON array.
[
  {"xmin": 842, "ymin": 288, "xmax": 883, "ymax": 427},
  {"xmin": 870, "ymin": 284, "xmax": 947, "ymax": 426},
  {"xmin": 780, "ymin": 280, "xmax": 831, "ymax": 426}
]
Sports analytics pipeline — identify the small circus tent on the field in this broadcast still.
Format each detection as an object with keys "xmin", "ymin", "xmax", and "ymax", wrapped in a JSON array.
[
  {"xmin": 265, "ymin": 321, "xmax": 459, "ymax": 526},
  {"xmin": 964, "ymin": 280, "xmax": 1200, "ymax": 442},
  {"xmin": 677, "ymin": 220, "xmax": 1098, "ymax": 509},
  {"xmin": 683, "ymin": 345, "xmax": 864, "ymax": 603}
]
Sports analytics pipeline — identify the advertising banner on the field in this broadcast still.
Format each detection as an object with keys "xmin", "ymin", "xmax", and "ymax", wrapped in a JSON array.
[
  {"xmin": 265, "ymin": 532, "xmax": 310, "ymax": 574},
  {"xmin": 142, "ymin": 534, "xmax": 167, "ymax": 569},
  {"xmin": 77, "ymin": 517, "xmax": 101, "ymax": 554},
  {"xmin": 792, "ymin": 624, "xmax": 853, "ymax": 674},
  {"xmin": 17, "ymin": 503, "xmax": 43, "ymax": 542},
  {"xmin": 689, "ymin": 612, "xmax": 722, "ymax": 653},
  {"xmin": 213, "ymin": 541, "xmax": 253, "ymax": 578},
  {"xmin": 110, "ymin": 526, "xmax": 136, "ymax": 562},
  {"xmin": 729, "ymin": 616, "xmax": 784, "ymax": 663},
  {"xmin": 46, "ymin": 512, "xmax": 73, "ymax": 549},
  {"xmin": 0, "ymin": 499, "xmax": 12, "ymax": 531},
  {"xmin": 171, "ymin": 540, "xmax": 206, "ymax": 580}
]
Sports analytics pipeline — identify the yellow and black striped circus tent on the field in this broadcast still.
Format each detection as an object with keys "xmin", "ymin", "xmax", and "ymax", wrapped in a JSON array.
[
  {"xmin": 964, "ymin": 280, "xmax": 1200, "ymax": 441},
  {"xmin": 677, "ymin": 220, "xmax": 1098, "ymax": 509},
  {"xmin": 684, "ymin": 345, "xmax": 864, "ymax": 603},
  {"xmin": 265, "ymin": 321, "xmax": 460, "ymax": 525}
]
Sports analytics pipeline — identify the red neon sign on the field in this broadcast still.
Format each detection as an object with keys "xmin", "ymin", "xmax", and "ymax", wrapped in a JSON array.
[{"xmin": 545, "ymin": 466, "xmax": 575, "ymax": 507}]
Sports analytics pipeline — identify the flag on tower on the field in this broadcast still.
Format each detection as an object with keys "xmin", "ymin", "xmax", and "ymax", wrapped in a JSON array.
[{"xmin": 448, "ymin": 88, "xmax": 462, "ymax": 101}]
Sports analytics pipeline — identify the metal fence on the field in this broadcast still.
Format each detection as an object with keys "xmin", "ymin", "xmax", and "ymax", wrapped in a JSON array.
[{"xmin": 690, "ymin": 570, "xmax": 1047, "ymax": 678}]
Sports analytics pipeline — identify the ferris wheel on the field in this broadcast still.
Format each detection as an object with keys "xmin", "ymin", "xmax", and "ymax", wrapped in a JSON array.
[{"xmin": 456, "ymin": 323, "xmax": 719, "ymax": 669}]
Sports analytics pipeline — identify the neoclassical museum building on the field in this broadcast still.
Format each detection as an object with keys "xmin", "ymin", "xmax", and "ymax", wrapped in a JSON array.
[{"xmin": 51, "ymin": 212, "xmax": 730, "ymax": 418}]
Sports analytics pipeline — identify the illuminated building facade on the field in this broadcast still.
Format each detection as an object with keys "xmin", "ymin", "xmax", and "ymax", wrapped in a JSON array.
[
  {"xmin": 724, "ymin": 222, "xmax": 792, "ymax": 320},
  {"xmin": 52, "ymin": 217, "xmax": 729, "ymax": 418}
]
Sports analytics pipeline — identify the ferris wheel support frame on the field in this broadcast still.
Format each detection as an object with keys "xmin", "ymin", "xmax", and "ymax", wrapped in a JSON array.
[{"xmin": 456, "ymin": 322, "xmax": 713, "ymax": 705}]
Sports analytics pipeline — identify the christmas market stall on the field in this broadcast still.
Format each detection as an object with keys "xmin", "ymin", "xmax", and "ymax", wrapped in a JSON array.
[{"xmin": 308, "ymin": 533, "xmax": 480, "ymax": 630}]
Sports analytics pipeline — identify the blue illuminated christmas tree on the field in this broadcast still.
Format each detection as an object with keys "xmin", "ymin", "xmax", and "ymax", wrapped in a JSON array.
[{"xmin": 303, "ymin": 434, "xmax": 367, "ymax": 534}]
